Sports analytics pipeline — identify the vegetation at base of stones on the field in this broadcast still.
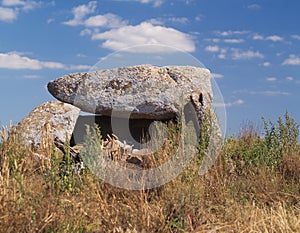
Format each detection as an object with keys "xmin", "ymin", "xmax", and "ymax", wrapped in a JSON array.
[
  {"xmin": 0, "ymin": 112, "xmax": 299, "ymax": 232},
  {"xmin": 225, "ymin": 111, "xmax": 299, "ymax": 176}
]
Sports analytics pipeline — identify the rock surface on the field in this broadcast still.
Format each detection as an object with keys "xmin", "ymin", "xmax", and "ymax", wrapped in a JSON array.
[
  {"xmin": 47, "ymin": 65, "xmax": 212, "ymax": 120},
  {"xmin": 13, "ymin": 101, "xmax": 80, "ymax": 147}
]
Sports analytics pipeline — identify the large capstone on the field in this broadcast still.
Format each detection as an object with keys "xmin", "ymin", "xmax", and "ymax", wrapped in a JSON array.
[{"xmin": 47, "ymin": 65, "xmax": 213, "ymax": 120}]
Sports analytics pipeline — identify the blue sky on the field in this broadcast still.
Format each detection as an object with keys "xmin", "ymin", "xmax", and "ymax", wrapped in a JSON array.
[{"xmin": 0, "ymin": 0, "xmax": 299, "ymax": 135}]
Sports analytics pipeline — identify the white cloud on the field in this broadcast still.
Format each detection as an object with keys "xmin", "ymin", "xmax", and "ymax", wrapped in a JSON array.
[
  {"xmin": 224, "ymin": 39, "xmax": 244, "ymax": 43},
  {"xmin": 151, "ymin": 0, "xmax": 164, "ymax": 7},
  {"xmin": 253, "ymin": 34, "xmax": 283, "ymax": 42},
  {"xmin": 286, "ymin": 76, "xmax": 294, "ymax": 81},
  {"xmin": 253, "ymin": 34, "xmax": 264, "ymax": 40},
  {"xmin": 134, "ymin": 0, "xmax": 164, "ymax": 7},
  {"xmin": 23, "ymin": 74, "xmax": 41, "ymax": 79},
  {"xmin": 2, "ymin": 0, "xmax": 42, "ymax": 11},
  {"xmin": 282, "ymin": 54, "xmax": 300, "ymax": 66},
  {"xmin": 76, "ymin": 53, "xmax": 87, "ymax": 58},
  {"xmin": 62, "ymin": 1, "xmax": 97, "ymax": 26},
  {"xmin": 80, "ymin": 28, "xmax": 92, "ymax": 36},
  {"xmin": 0, "ymin": 6, "xmax": 17, "ymax": 22},
  {"xmin": 291, "ymin": 35, "xmax": 300, "ymax": 40},
  {"xmin": 262, "ymin": 61, "xmax": 271, "ymax": 67},
  {"xmin": 211, "ymin": 73, "xmax": 223, "ymax": 78},
  {"xmin": 85, "ymin": 13, "xmax": 127, "ymax": 28},
  {"xmin": 47, "ymin": 18, "xmax": 54, "ymax": 24},
  {"xmin": 0, "ymin": 52, "xmax": 64, "ymax": 69},
  {"xmin": 218, "ymin": 48, "xmax": 227, "ymax": 59},
  {"xmin": 215, "ymin": 30, "xmax": 249, "ymax": 36},
  {"xmin": 235, "ymin": 89, "xmax": 290, "ymax": 96},
  {"xmin": 214, "ymin": 99, "xmax": 244, "ymax": 108},
  {"xmin": 22, "ymin": 1, "xmax": 42, "ymax": 11},
  {"xmin": 168, "ymin": 17, "xmax": 189, "ymax": 24},
  {"xmin": 91, "ymin": 22, "xmax": 195, "ymax": 53},
  {"xmin": 0, "ymin": 52, "xmax": 91, "ymax": 70},
  {"xmin": 266, "ymin": 77, "xmax": 277, "ymax": 82},
  {"xmin": 266, "ymin": 35, "xmax": 283, "ymax": 42},
  {"xmin": 247, "ymin": 4, "xmax": 261, "ymax": 10},
  {"xmin": 195, "ymin": 14, "xmax": 203, "ymax": 22},
  {"xmin": 2, "ymin": 0, "xmax": 24, "ymax": 6},
  {"xmin": 231, "ymin": 48, "xmax": 264, "ymax": 60},
  {"xmin": 0, "ymin": 1, "xmax": 42, "ymax": 22},
  {"xmin": 146, "ymin": 17, "xmax": 189, "ymax": 25},
  {"xmin": 205, "ymin": 45, "xmax": 219, "ymax": 52},
  {"xmin": 146, "ymin": 18, "xmax": 164, "ymax": 25},
  {"xmin": 259, "ymin": 91, "xmax": 290, "ymax": 96},
  {"xmin": 68, "ymin": 64, "xmax": 92, "ymax": 70},
  {"xmin": 204, "ymin": 38, "xmax": 220, "ymax": 43},
  {"xmin": 63, "ymin": 3, "xmax": 127, "ymax": 29}
]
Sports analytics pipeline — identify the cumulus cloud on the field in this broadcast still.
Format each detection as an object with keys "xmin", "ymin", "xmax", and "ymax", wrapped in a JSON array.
[
  {"xmin": 91, "ymin": 22, "xmax": 195, "ymax": 53},
  {"xmin": 262, "ymin": 61, "xmax": 271, "ymax": 67},
  {"xmin": 145, "ymin": 17, "xmax": 189, "ymax": 26},
  {"xmin": 84, "ymin": 13, "xmax": 128, "ymax": 28},
  {"xmin": 205, "ymin": 45, "xmax": 219, "ymax": 52},
  {"xmin": 0, "ymin": 1, "xmax": 44, "ymax": 22},
  {"xmin": 253, "ymin": 34, "xmax": 283, "ymax": 42},
  {"xmin": 146, "ymin": 18, "xmax": 164, "ymax": 25},
  {"xmin": 62, "ymin": 2, "xmax": 127, "ymax": 29},
  {"xmin": 62, "ymin": 1, "xmax": 97, "ymax": 26},
  {"xmin": 0, "ymin": 52, "xmax": 91, "ymax": 70},
  {"xmin": 0, "ymin": 52, "xmax": 64, "ymax": 69},
  {"xmin": 2, "ymin": 0, "xmax": 42, "ymax": 11},
  {"xmin": 137, "ymin": 0, "xmax": 164, "ymax": 7},
  {"xmin": 282, "ymin": 54, "xmax": 300, "ymax": 66},
  {"xmin": 253, "ymin": 34, "xmax": 264, "ymax": 40},
  {"xmin": 266, "ymin": 35, "xmax": 283, "ymax": 42},
  {"xmin": 231, "ymin": 48, "xmax": 264, "ymax": 60},
  {"xmin": 218, "ymin": 48, "xmax": 227, "ymax": 59},
  {"xmin": 0, "ymin": 6, "xmax": 17, "ymax": 22},
  {"xmin": 63, "ymin": 2, "xmax": 195, "ymax": 53}
]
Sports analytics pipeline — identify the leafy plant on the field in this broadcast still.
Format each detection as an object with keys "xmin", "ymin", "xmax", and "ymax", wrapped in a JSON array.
[{"xmin": 262, "ymin": 111, "xmax": 299, "ymax": 168}]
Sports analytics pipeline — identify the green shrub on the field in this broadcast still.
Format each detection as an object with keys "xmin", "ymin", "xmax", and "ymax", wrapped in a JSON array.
[
  {"xmin": 262, "ymin": 111, "xmax": 299, "ymax": 168},
  {"xmin": 224, "ymin": 112, "xmax": 299, "ymax": 174}
]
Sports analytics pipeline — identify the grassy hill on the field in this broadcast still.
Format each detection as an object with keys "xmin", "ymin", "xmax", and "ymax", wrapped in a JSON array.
[{"xmin": 0, "ymin": 112, "xmax": 299, "ymax": 232}]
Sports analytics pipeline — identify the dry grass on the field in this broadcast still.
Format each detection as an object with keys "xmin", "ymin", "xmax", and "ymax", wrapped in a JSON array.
[{"xmin": 0, "ymin": 117, "xmax": 300, "ymax": 233}]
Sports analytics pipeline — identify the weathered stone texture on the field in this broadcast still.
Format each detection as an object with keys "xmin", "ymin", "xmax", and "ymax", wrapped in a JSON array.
[
  {"xmin": 14, "ymin": 101, "xmax": 80, "ymax": 147},
  {"xmin": 47, "ymin": 65, "xmax": 212, "ymax": 120}
]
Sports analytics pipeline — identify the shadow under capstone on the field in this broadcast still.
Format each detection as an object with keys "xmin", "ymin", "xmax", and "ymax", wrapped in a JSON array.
[{"xmin": 70, "ymin": 115, "xmax": 171, "ymax": 146}]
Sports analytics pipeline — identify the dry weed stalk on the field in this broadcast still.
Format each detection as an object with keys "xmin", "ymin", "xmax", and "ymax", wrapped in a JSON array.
[
  {"xmin": 39, "ymin": 122, "xmax": 53, "ymax": 170},
  {"xmin": 101, "ymin": 134, "xmax": 134, "ymax": 161}
]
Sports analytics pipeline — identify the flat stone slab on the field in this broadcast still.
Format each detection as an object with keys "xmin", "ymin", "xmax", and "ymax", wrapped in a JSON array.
[
  {"xmin": 13, "ymin": 101, "xmax": 80, "ymax": 147},
  {"xmin": 47, "ymin": 65, "xmax": 212, "ymax": 120}
]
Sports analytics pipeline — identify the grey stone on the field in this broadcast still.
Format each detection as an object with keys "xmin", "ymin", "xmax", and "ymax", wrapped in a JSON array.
[
  {"xmin": 47, "ymin": 65, "xmax": 213, "ymax": 120},
  {"xmin": 13, "ymin": 101, "xmax": 80, "ymax": 147}
]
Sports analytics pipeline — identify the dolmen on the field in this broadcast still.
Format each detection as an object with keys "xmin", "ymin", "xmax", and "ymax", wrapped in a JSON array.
[{"xmin": 14, "ymin": 65, "xmax": 216, "ymax": 154}]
